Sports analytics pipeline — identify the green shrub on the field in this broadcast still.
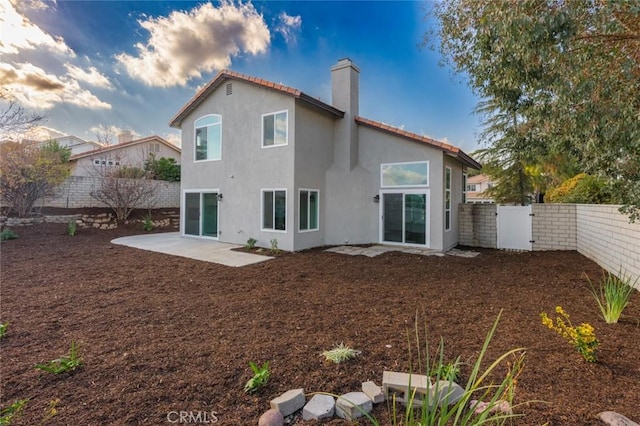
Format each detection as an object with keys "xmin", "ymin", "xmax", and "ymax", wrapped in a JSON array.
[
  {"xmin": 587, "ymin": 270, "xmax": 637, "ymax": 324},
  {"xmin": 243, "ymin": 361, "xmax": 270, "ymax": 393},
  {"xmin": 111, "ymin": 166, "xmax": 147, "ymax": 179},
  {"xmin": 322, "ymin": 342, "xmax": 361, "ymax": 364},
  {"xmin": 0, "ymin": 228, "xmax": 17, "ymax": 241},
  {"xmin": 269, "ymin": 238, "xmax": 280, "ymax": 254},
  {"xmin": 67, "ymin": 220, "xmax": 76, "ymax": 236},
  {"xmin": 142, "ymin": 215, "xmax": 154, "ymax": 231},
  {"xmin": 144, "ymin": 156, "xmax": 180, "ymax": 181},
  {"xmin": 35, "ymin": 341, "xmax": 83, "ymax": 374},
  {"xmin": 547, "ymin": 173, "xmax": 611, "ymax": 204},
  {"xmin": 245, "ymin": 238, "xmax": 257, "ymax": 249}
]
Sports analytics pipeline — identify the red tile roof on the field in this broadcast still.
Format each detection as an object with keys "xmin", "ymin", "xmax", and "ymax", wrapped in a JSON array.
[
  {"xmin": 355, "ymin": 117, "xmax": 481, "ymax": 169},
  {"xmin": 169, "ymin": 70, "xmax": 344, "ymax": 127},
  {"xmin": 69, "ymin": 135, "xmax": 179, "ymax": 161}
]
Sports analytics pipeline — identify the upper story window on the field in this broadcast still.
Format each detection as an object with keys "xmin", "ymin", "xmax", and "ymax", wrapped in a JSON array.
[
  {"xmin": 381, "ymin": 161, "xmax": 429, "ymax": 187},
  {"xmin": 195, "ymin": 115, "xmax": 221, "ymax": 161},
  {"xmin": 150, "ymin": 142, "xmax": 160, "ymax": 153},
  {"xmin": 466, "ymin": 183, "xmax": 478, "ymax": 192},
  {"xmin": 262, "ymin": 111, "xmax": 288, "ymax": 148}
]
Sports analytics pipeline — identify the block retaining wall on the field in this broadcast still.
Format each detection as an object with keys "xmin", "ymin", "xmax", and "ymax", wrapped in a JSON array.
[
  {"xmin": 37, "ymin": 176, "xmax": 180, "ymax": 209},
  {"xmin": 458, "ymin": 203, "xmax": 640, "ymax": 289}
]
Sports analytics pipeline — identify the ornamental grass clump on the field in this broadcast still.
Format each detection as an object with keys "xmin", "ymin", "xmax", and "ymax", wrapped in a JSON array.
[
  {"xmin": 322, "ymin": 342, "xmax": 361, "ymax": 364},
  {"xmin": 586, "ymin": 270, "xmax": 637, "ymax": 324},
  {"xmin": 541, "ymin": 306, "xmax": 599, "ymax": 362}
]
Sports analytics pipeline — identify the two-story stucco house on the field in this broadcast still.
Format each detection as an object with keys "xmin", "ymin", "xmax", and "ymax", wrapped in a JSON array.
[{"xmin": 169, "ymin": 59, "xmax": 480, "ymax": 252}]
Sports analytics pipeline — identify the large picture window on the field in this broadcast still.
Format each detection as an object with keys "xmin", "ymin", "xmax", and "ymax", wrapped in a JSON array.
[
  {"xmin": 262, "ymin": 189, "xmax": 286, "ymax": 231},
  {"xmin": 299, "ymin": 189, "xmax": 319, "ymax": 231},
  {"xmin": 381, "ymin": 161, "xmax": 429, "ymax": 187},
  {"xmin": 195, "ymin": 115, "xmax": 221, "ymax": 161},
  {"xmin": 262, "ymin": 111, "xmax": 288, "ymax": 147},
  {"xmin": 445, "ymin": 167, "xmax": 452, "ymax": 231}
]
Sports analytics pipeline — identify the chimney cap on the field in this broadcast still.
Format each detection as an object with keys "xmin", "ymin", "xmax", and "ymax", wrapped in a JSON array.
[{"xmin": 331, "ymin": 58, "xmax": 360, "ymax": 73}]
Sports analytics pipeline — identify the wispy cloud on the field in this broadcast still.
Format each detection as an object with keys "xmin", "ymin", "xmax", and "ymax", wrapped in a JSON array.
[
  {"xmin": 275, "ymin": 12, "xmax": 302, "ymax": 44},
  {"xmin": 0, "ymin": 0, "xmax": 72, "ymax": 56},
  {"xmin": 116, "ymin": 2, "xmax": 270, "ymax": 87},
  {"xmin": 64, "ymin": 64, "xmax": 113, "ymax": 90}
]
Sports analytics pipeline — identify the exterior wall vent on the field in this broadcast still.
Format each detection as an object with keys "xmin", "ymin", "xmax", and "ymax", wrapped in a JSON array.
[{"xmin": 226, "ymin": 83, "xmax": 232, "ymax": 96}]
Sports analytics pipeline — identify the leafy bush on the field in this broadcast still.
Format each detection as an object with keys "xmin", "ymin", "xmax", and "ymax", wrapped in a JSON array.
[
  {"xmin": 269, "ymin": 238, "xmax": 280, "ymax": 254},
  {"xmin": 67, "ymin": 220, "xmax": 76, "ymax": 236},
  {"xmin": 587, "ymin": 270, "xmax": 637, "ymax": 324},
  {"xmin": 35, "ymin": 341, "xmax": 83, "ymax": 374},
  {"xmin": 322, "ymin": 342, "xmax": 361, "ymax": 364},
  {"xmin": 546, "ymin": 173, "xmax": 611, "ymax": 204},
  {"xmin": 245, "ymin": 238, "xmax": 257, "ymax": 249},
  {"xmin": 243, "ymin": 361, "xmax": 270, "ymax": 393},
  {"xmin": 111, "ymin": 166, "xmax": 147, "ymax": 179},
  {"xmin": 541, "ymin": 306, "xmax": 599, "ymax": 362},
  {"xmin": 142, "ymin": 215, "xmax": 154, "ymax": 231},
  {"xmin": 0, "ymin": 229, "xmax": 17, "ymax": 241},
  {"xmin": 144, "ymin": 156, "xmax": 180, "ymax": 182}
]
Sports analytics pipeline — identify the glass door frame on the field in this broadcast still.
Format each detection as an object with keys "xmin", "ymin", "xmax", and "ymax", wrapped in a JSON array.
[
  {"xmin": 379, "ymin": 189, "xmax": 430, "ymax": 248},
  {"xmin": 182, "ymin": 189, "xmax": 220, "ymax": 240}
]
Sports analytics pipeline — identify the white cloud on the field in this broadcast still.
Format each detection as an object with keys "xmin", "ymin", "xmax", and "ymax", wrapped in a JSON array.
[
  {"xmin": 64, "ymin": 64, "xmax": 113, "ymax": 90},
  {"xmin": 275, "ymin": 12, "xmax": 302, "ymax": 43},
  {"xmin": 163, "ymin": 132, "xmax": 181, "ymax": 147},
  {"xmin": 24, "ymin": 125, "xmax": 67, "ymax": 140},
  {"xmin": 0, "ymin": 0, "xmax": 73, "ymax": 56},
  {"xmin": 115, "ymin": 1, "xmax": 270, "ymax": 87},
  {"xmin": 0, "ymin": 62, "xmax": 111, "ymax": 110}
]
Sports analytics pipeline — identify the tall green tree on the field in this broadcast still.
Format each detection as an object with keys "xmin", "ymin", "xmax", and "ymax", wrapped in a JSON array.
[{"xmin": 428, "ymin": 0, "xmax": 639, "ymax": 217}]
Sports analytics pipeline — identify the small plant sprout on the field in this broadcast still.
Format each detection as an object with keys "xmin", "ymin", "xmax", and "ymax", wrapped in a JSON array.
[
  {"xmin": 142, "ymin": 215, "xmax": 154, "ymax": 231},
  {"xmin": 269, "ymin": 238, "xmax": 280, "ymax": 254},
  {"xmin": 586, "ymin": 270, "xmax": 637, "ymax": 324},
  {"xmin": 430, "ymin": 356, "xmax": 462, "ymax": 382},
  {"xmin": 245, "ymin": 237, "xmax": 257, "ymax": 249},
  {"xmin": 322, "ymin": 342, "xmax": 361, "ymax": 364},
  {"xmin": 244, "ymin": 361, "xmax": 270, "ymax": 393},
  {"xmin": 0, "ymin": 399, "xmax": 28, "ymax": 425},
  {"xmin": 0, "ymin": 228, "xmax": 18, "ymax": 242},
  {"xmin": 35, "ymin": 341, "xmax": 83, "ymax": 374},
  {"xmin": 0, "ymin": 322, "xmax": 8, "ymax": 339},
  {"xmin": 67, "ymin": 220, "xmax": 76, "ymax": 236}
]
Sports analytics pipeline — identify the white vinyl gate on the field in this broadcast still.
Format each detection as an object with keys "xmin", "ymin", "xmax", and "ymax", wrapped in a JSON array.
[{"xmin": 497, "ymin": 205, "xmax": 532, "ymax": 250}]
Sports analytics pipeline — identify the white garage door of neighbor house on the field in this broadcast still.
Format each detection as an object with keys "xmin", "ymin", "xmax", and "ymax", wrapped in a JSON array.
[{"xmin": 497, "ymin": 205, "xmax": 533, "ymax": 251}]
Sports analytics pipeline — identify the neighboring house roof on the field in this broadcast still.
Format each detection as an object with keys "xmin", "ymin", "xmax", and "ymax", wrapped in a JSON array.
[
  {"xmin": 467, "ymin": 174, "xmax": 491, "ymax": 185},
  {"xmin": 169, "ymin": 69, "xmax": 344, "ymax": 127},
  {"xmin": 69, "ymin": 135, "xmax": 180, "ymax": 161},
  {"xmin": 356, "ymin": 117, "xmax": 481, "ymax": 169}
]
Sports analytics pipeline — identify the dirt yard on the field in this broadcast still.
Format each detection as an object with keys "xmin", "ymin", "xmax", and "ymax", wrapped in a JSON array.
[{"xmin": 1, "ymin": 222, "xmax": 639, "ymax": 425}]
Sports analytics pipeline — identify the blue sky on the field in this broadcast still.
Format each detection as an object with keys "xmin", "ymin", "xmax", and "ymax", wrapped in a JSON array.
[{"xmin": 0, "ymin": 0, "xmax": 481, "ymax": 152}]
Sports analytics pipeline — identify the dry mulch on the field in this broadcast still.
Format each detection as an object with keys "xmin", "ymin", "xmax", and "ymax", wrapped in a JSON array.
[{"xmin": 1, "ymin": 223, "xmax": 639, "ymax": 425}]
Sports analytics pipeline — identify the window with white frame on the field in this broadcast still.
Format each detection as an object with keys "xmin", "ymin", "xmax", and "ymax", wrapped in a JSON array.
[
  {"xmin": 262, "ymin": 189, "xmax": 286, "ymax": 231},
  {"xmin": 381, "ymin": 161, "xmax": 429, "ymax": 187},
  {"xmin": 195, "ymin": 115, "xmax": 221, "ymax": 161},
  {"xmin": 150, "ymin": 142, "xmax": 160, "ymax": 153},
  {"xmin": 445, "ymin": 167, "xmax": 452, "ymax": 231},
  {"xmin": 262, "ymin": 111, "xmax": 287, "ymax": 147},
  {"xmin": 466, "ymin": 183, "xmax": 478, "ymax": 192},
  {"xmin": 462, "ymin": 172, "xmax": 467, "ymax": 203},
  {"xmin": 299, "ymin": 190, "xmax": 319, "ymax": 231}
]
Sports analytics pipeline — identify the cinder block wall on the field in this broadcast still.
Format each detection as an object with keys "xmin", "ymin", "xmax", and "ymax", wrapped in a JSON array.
[
  {"xmin": 576, "ymin": 205, "xmax": 640, "ymax": 288},
  {"xmin": 532, "ymin": 204, "xmax": 577, "ymax": 251},
  {"xmin": 458, "ymin": 203, "xmax": 497, "ymax": 248},
  {"xmin": 38, "ymin": 176, "xmax": 180, "ymax": 209}
]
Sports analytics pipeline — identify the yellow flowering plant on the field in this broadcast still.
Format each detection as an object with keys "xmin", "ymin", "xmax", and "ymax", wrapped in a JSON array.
[{"xmin": 541, "ymin": 306, "xmax": 599, "ymax": 362}]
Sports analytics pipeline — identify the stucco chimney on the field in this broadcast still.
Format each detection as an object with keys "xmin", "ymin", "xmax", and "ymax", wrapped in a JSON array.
[
  {"xmin": 331, "ymin": 58, "xmax": 360, "ymax": 171},
  {"xmin": 118, "ymin": 130, "xmax": 133, "ymax": 144}
]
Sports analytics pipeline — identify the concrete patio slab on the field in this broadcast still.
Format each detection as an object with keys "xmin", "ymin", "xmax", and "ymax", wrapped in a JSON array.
[{"xmin": 111, "ymin": 232, "xmax": 272, "ymax": 267}]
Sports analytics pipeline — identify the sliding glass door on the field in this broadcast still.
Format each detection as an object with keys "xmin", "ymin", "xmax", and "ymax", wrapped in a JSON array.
[
  {"xmin": 381, "ymin": 191, "xmax": 428, "ymax": 246},
  {"xmin": 184, "ymin": 191, "xmax": 219, "ymax": 238}
]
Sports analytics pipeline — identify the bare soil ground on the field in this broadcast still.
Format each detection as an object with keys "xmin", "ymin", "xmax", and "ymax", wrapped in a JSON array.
[{"xmin": 1, "ymin": 222, "xmax": 639, "ymax": 425}]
